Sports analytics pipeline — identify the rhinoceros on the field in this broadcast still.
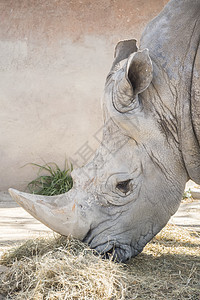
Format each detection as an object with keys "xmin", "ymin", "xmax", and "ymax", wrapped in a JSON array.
[{"xmin": 9, "ymin": 0, "xmax": 200, "ymax": 262}]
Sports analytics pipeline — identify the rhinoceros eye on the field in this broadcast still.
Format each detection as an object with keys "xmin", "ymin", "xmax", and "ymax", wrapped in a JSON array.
[{"xmin": 116, "ymin": 179, "xmax": 132, "ymax": 194}]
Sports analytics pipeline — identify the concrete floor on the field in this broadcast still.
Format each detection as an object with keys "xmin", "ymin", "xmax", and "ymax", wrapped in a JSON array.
[{"xmin": 0, "ymin": 206, "xmax": 52, "ymax": 255}]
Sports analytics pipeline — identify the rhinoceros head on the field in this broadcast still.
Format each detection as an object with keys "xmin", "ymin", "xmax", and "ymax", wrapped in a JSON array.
[{"xmin": 9, "ymin": 40, "xmax": 188, "ymax": 262}]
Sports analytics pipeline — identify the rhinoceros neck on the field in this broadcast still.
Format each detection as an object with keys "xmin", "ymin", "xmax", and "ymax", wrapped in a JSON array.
[{"xmin": 140, "ymin": 0, "xmax": 200, "ymax": 184}]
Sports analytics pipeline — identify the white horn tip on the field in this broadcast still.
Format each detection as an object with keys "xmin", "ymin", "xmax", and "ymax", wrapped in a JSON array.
[
  {"xmin": 9, "ymin": 188, "xmax": 20, "ymax": 199},
  {"xmin": 9, "ymin": 188, "xmax": 28, "ymax": 207}
]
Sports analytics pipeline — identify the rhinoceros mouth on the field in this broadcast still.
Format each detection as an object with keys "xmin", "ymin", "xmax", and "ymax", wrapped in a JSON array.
[
  {"xmin": 91, "ymin": 241, "xmax": 134, "ymax": 262},
  {"xmin": 102, "ymin": 245, "xmax": 132, "ymax": 262},
  {"xmin": 83, "ymin": 228, "xmax": 141, "ymax": 262}
]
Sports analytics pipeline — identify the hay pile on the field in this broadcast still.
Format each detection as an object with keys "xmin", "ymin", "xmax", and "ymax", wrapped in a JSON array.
[{"xmin": 0, "ymin": 224, "xmax": 199, "ymax": 299}]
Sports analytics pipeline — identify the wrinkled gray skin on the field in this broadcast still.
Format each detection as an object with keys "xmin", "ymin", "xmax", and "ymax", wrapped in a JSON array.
[{"xmin": 9, "ymin": 0, "xmax": 200, "ymax": 262}]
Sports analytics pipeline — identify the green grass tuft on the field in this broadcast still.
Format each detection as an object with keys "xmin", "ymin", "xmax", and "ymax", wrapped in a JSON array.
[{"xmin": 26, "ymin": 161, "xmax": 73, "ymax": 196}]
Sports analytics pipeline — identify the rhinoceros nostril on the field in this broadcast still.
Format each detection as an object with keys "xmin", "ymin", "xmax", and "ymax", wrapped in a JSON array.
[{"xmin": 101, "ymin": 246, "xmax": 116, "ymax": 260}]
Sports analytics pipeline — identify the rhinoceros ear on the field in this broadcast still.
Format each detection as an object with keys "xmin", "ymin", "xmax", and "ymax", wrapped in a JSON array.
[
  {"xmin": 114, "ymin": 39, "xmax": 138, "ymax": 64},
  {"xmin": 110, "ymin": 40, "xmax": 138, "ymax": 73},
  {"xmin": 113, "ymin": 49, "xmax": 153, "ymax": 113},
  {"xmin": 127, "ymin": 49, "xmax": 153, "ymax": 96}
]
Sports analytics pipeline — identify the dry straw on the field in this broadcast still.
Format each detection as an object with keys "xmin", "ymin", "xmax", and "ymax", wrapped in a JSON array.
[{"xmin": 0, "ymin": 224, "xmax": 199, "ymax": 299}]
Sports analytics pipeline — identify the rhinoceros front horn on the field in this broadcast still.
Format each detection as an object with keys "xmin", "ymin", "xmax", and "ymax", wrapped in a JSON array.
[
  {"xmin": 112, "ymin": 46, "xmax": 153, "ymax": 113},
  {"xmin": 9, "ymin": 188, "xmax": 91, "ymax": 240}
]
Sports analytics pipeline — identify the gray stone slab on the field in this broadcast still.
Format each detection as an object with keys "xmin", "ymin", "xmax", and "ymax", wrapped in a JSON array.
[
  {"xmin": 170, "ymin": 200, "xmax": 200, "ymax": 232},
  {"xmin": 0, "ymin": 191, "xmax": 19, "ymax": 208},
  {"xmin": 190, "ymin": 188, "xmax": 200, "ymax": 199}
]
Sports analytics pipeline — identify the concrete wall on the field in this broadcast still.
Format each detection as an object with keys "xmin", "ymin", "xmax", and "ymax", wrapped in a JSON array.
[{"xmin": 0, "ymin": 0, "xmax": 168, "ymax": 190}]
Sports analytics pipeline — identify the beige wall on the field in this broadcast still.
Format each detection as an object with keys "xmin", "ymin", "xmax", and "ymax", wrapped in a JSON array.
[{"xmin": 0, "ymin": 0, "xmax": 168, "ymax": 190}]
